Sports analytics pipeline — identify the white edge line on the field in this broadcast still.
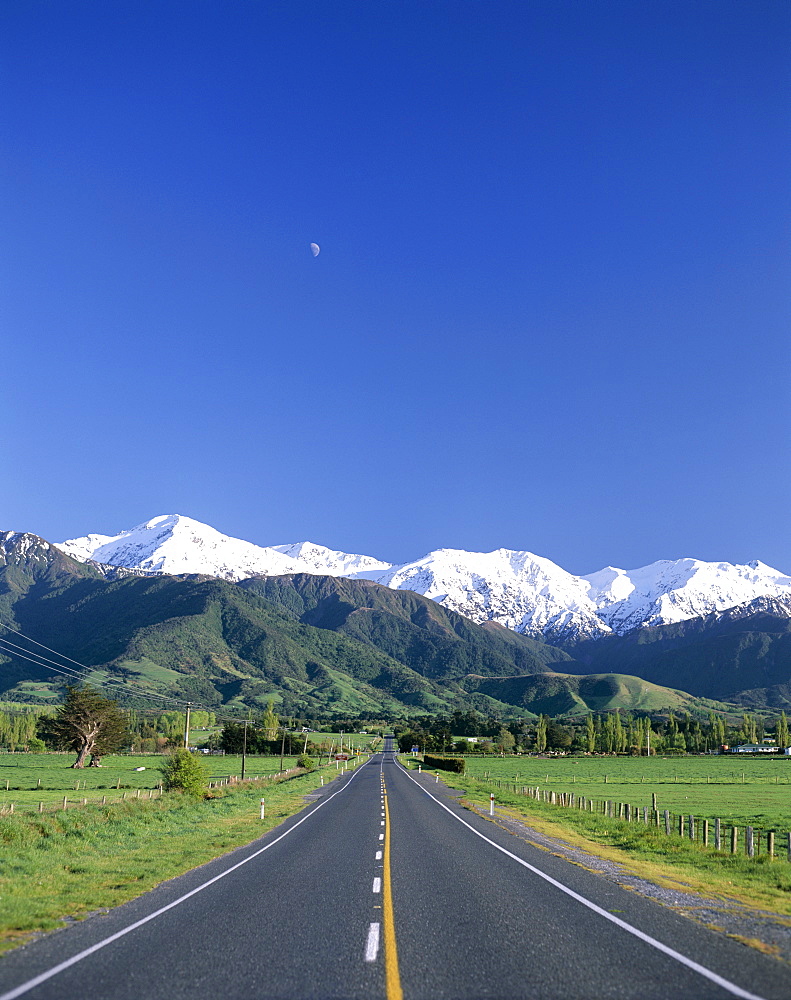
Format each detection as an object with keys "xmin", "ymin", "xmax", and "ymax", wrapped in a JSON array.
[
  {"xmin": 0, "ymin": 760, "xmax": 374, "ymax": 1000},
  {"xmin": 364, "ymin": 922, "xmax": 380, "ymax": 962},
  {"xmin": 395, "ymin": 759, "xmax": 767, "ymax": 1000}
]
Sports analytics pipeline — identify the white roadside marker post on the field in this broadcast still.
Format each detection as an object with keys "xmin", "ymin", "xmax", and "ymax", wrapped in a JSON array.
[
  {"xmin": 418, "ymin": 765, "xmax": 421, "ymax": 773},
  {"xmin": 260, "ymin": 798, "xmax": 265, "ymax": 821},
  {"xmin": 490, "ymin": 793, "xmax": 495, "ymax": 816}
]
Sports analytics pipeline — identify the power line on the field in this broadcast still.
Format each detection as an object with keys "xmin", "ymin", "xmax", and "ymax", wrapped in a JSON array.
[{"xmin": 0, "ymin": 621, "xmax": 262, "ymax": 725}]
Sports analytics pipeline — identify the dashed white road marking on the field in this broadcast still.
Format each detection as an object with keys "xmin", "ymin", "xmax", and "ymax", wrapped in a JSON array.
[
  {"xmin": 364, "ymin": 922, "xmax": 380, "ymax": 962},
  {"xmin": 376, "ymin": 850, "xmax": 383, "ymax": 860},
  {"xmin": 379, "ymin": 833, "xmax": 384, "ymax": 840},
  {"xmin": 372, "ymin": 877, "xmax": 382, "ymax": 893}
]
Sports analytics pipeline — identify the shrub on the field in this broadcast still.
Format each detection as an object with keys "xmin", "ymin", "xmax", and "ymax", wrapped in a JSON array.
[
  {"xmin": 423, "ymin": 754, "xmax": 465, "ymax": 774},
  {"xmin": 159, "ymin": 749, "xmax": 208, "ymax": 796},
  {"xmin": 296, "ymin": 754, "xmax": 315, "ymax": 770}
]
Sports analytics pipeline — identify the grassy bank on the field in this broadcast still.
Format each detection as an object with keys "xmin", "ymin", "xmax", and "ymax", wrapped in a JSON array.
[
  {"xmin": 0, "ymin": 765, "xmax": 345, "ymax": 954},
  {"xmin": 406, "ymin": 760, "xmax": 791, "ymax": 916}
]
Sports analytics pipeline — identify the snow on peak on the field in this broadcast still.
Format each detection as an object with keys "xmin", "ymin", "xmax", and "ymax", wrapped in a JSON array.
[
  {"xmin": 583, "ymin": 557, "xmax": 791, "ymax": 633},
  {"xmin": 376, "ymin": 547, "xmax": 610, "ymax": 640},
  {"xmin": 57, "ymin": 516, "xmax": 391, "ymax": 583},
  {"xmin": 54, "ymin": 515, "xmax": 791, "ymax": 640}
]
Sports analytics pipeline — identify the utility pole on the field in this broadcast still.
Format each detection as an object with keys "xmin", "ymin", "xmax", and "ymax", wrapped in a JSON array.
[
  {"xmin": 280, "ymin": 726, "xmax": 286, "ymax": 773},
  {"xmin": 184, "ymin": 703, "xmax": 192, "ymax": 750}
]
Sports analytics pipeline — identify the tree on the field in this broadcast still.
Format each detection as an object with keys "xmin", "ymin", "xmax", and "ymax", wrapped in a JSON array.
[
  {"xmin": 535, "ymin": 715, "xmax": 548, "ymax": 752},
  {"xmin": 546, "ymin": 722, "xmax": 571, "ymax": 750},
  {"xmin": 776, "ymin": 712, "xmax": 789, "ymax": 751},
  {"xmin": 495, "ymin": 727, "xmax": 515, "ymax": 753},
  {"xmin": 38, "ymin": 686, "xmax": 129, "ymax": 768},
  {"xmin": 260, "ymin": 700, "xmax": 279, "ymax": 740},
  {"xmin": 159, "ymin": 749, "xmax": 208, "ymax": 795},
  {"xmin": 584, "ymin": 714, "xmax": 596, "ymax": 753}
]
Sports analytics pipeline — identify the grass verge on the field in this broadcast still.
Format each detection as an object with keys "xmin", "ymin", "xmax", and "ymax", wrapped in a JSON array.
[{"xmin": 0, "ymin": 767, "xmax": 340, "ymax": 954}]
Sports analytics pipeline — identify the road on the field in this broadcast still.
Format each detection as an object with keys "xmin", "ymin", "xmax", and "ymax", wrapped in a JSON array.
[{"xmin": 1, "ymin": 739, "xmax": 790, "ymax": 999}]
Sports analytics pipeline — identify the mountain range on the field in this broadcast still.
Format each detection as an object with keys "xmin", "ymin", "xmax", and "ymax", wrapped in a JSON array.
[
  {"xmin": 57, "ymin": 514, "xmax": 791, "ymax": 642},
  {"xmin": 2, "ymin": 519, "xmax": 790, "ymax": 716}
]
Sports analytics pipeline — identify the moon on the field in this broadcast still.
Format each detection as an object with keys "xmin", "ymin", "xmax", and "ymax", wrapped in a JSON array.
[{"xmin": 310, "ymin": 243, "xmax": 320, "ymax": 257}]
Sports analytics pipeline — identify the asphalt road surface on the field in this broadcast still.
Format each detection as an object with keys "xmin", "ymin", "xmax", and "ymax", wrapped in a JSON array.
[{"xmin": 1, "ymin": 739, "xmax": 790, "ymax": 1000}]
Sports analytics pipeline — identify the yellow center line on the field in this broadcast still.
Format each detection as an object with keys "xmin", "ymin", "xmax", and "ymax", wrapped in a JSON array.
[{"xmin": 382, "ymin": 781, "xmax": 403, "ymax": 1000}]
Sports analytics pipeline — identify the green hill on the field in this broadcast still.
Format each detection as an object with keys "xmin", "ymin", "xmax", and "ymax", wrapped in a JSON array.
[{"xmin": 462, "ymin": 671, "xmax": 722, "ymax": 716}]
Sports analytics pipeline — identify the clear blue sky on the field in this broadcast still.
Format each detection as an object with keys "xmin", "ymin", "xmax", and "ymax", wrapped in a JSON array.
[{"xmin": 3, "ymin": 1, "xmax": 789, "ymax": 575}]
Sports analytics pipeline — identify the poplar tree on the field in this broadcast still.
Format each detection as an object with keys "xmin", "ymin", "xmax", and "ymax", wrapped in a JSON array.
[
  {"xmin": 776, "ymin": 712, "xmax": 789, "ymax": 751},
  {"xmin": 535, "ymin": 715, "xmax": 548, "ymax": 752},
  {"xmin": 260, "ymin": 700, "xmax": 279, "ymax": 740},
  {"xmin": 585, "ymin": 714, "xmax": 596, "ymax": 753}
]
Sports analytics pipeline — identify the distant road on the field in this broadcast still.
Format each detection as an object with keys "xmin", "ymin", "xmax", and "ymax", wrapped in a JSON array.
[{"xmin": 1, "ymin": 738, "xmax": 790, "ymax": 999}]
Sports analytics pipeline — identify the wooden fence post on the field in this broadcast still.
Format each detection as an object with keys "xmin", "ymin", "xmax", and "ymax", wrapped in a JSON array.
[
  {"xmin": 746, "ymin": 826, "xmax": 754, "ymax": 858},
  {"xmin": 731, "ymin": 826, "xmax": 738, "ymax": 854},
  {"xmin": 689, "ymin": 816, "xmax": 695, "ymax": 841},
  {"xmin": 651, "ymin": 792, "xmax": 657, "ymax": 810},
  {"xmin": 714, "ymin": 818, "xmax": 721, "ymax": 850},
  {"xmin": 679, "ymin": 815, "xmax": 685, "ymax": 837},
  {"xmin": 702, "ymin": 819, "xmax": 709, "ymax": 847},
  {"xmin": 663, "ymin": 810, "xmax": 671, "ymax": 835},
  {"xmin": 768, "ymin": 831, "xmax": 775, "ymax": 859}
]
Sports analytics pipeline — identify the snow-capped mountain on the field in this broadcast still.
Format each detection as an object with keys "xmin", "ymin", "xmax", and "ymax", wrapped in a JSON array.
[
  {"xmin": 55, "ymin": 514, "xmax": 791, "ymax": 641},
  {"xmin": 582, "ymin": 559, "xmax": 791, "ymax": 634},
  {"xmin": 57, "ymin": 515, "xmax": 392, "ymax": 582},
  {"xmin": 376, "ymin": 548, "xmax": 607, "ymax": 640}
]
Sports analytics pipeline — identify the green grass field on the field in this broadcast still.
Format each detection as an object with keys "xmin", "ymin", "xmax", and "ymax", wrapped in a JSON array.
[
  {"xmin": 456, "ymin": 755, "xmax": 791, "ymax": 830},
  {"xmin": 0, "ymin": 752, "xmax": 315, "ymax": 813}
]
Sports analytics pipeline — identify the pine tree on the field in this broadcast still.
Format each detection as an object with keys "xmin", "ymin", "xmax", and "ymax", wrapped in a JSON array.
[{"xmin": 38, "ymin": 686, "xmax": 129, "ymax": 767}]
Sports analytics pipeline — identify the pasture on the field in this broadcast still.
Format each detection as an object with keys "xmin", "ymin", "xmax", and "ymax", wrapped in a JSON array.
[
  {"xmin": 0, "ymin": 752, "xmax": 308, "ymax": 813},
  {"xmin": 457, "ymin": 755, "xmax": 791, "ymax": 830}
]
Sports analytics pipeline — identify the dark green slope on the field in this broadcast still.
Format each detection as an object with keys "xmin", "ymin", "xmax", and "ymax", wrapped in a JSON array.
[
  {"xmin": 563, "ymin": 598, "xmax": 791, "ymax": 704},
  {"xmin": 240, "ymin": 574, "xmax": 574, "ymax": 681}
]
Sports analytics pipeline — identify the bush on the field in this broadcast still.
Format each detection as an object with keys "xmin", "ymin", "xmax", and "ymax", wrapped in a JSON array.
[
  {"xmin": 159, "ymin": 749, "xmax": 208, "ymax": 796},
  {"xmin": 296, "ymin": 753, "xmax": 315, "ymax": 770},
  {"xmin": 423, "ymin": 754, "xmax": 465, "ymax": 774}
]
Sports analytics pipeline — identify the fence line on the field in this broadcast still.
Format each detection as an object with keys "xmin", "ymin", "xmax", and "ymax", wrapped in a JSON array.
[
  {"xmin": 0, "ymin": 758, "xmax": 350, "ymax": 815},
  {"xmin": 480, "ymin": 776, "xmax": 791, "ymax": 863}
]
